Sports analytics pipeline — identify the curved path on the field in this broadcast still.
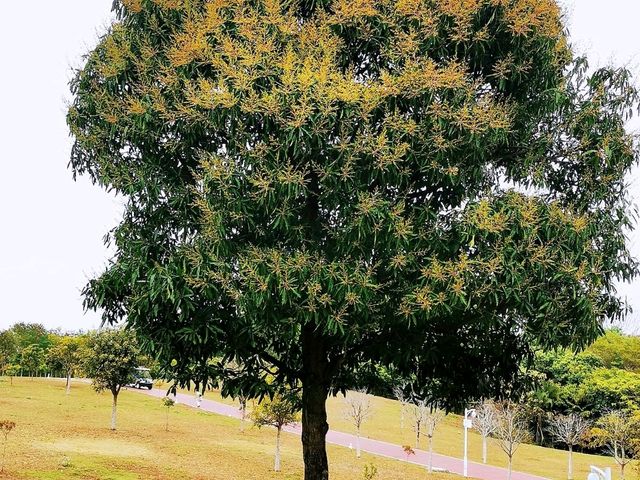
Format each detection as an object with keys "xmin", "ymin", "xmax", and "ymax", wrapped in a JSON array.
[{"xmin": 140, "ymin": 388, "xmax": 548, "ymax": 480}]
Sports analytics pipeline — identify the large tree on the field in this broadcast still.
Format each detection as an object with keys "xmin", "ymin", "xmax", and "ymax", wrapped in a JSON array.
[{"xmin": 68, "ymin": 1, "xmax": 638, "ymax": 478}]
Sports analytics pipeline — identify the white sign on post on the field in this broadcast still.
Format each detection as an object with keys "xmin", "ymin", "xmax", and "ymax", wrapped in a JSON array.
[{"xmin": 463, "ymin": 418, "xmax": 473, "ymax": 429}]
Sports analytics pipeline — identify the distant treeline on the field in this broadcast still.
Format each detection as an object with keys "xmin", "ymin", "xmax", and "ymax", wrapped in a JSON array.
[
  {"xmin": 0, "ymin": 323, "xmax": 156, "ymax": 380},
  {"xmin": 2, "ymin": 322, "xmax": 638, "ymax": 450}
]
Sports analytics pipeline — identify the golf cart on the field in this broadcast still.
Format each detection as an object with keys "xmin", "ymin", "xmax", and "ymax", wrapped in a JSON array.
[{"xmin": 129, "ymin": 367, "xmax": 153, "ymax": 390}]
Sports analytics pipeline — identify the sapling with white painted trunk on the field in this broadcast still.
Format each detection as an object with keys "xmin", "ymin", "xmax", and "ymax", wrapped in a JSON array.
[
  {"xmin": 343, "ymin": 389, "xmax": 373, "ymax": 458},
  {"xmin": 473, "ymin": 399, "xmax": 498, "ymax": 464},
  {"xmin": 493, "ymin": 400, "xmax": 531, "ymax": 480},
  {"xmin": 393, "ymin": 386, "xmax": 410, "ymax": 431},
  {"xmin": 239, "ymin": 395, "xmax": 248, "ymax": 433},
  {"xmin": 409, "ymin": 398, "xmax": 429, "ymax": 449},
  {"xmin": 548, "ymin": 413, "xmax": 590, "ymax": 480},
  {"xmin": 250, "ymin": 394, "xmax": 300, "ymax": 472},
  {"xmin": 83, "ymin": 329, "xmax": 139, "ymax": 430},
  {"xmin": 424, "ymin": 406, "xmax": 446, "ymax": 473}
]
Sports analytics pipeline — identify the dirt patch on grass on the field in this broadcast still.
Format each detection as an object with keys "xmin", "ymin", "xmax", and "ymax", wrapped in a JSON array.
[{"xmin": 36, "ymin": 438, "xmax": 152, "ymax": 458}]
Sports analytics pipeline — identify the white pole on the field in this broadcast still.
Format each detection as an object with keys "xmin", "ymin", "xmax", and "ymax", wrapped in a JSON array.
[
  {"xmin": 463, "ymin": 408, "xmax": 475, "ymax": 478},
  {"xmin": 464, "ymin": 423, "xmax": 468, "ymax": 477}
]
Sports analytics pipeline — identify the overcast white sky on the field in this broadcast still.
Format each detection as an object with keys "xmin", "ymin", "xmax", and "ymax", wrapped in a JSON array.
[{"xmin": 0, "ymin": 1, "xmax": 639, "ymax": 333}]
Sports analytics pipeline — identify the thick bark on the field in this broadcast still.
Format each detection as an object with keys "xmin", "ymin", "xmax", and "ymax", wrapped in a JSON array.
[
  {"xmin": 301, "ymin": 324, "xmax": 330, "ymax": 480},
  {"xmin": 111, "ymin": 390, "xmax": 118, "ymax": 431}
]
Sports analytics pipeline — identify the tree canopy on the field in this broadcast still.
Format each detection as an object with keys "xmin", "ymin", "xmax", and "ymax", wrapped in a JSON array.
[
  {"xmin": 68, "ymin": 1, "xmax": 638, "ymax": 478},
  {"xmin": 84, "ymin": 329, "xmax": 140, "ymax": 430}
]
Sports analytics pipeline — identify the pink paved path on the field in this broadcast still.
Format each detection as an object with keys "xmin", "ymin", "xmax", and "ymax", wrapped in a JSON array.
[{"xmin": 139, "ymin": 388, "xmax": 548, "ymax": 480}]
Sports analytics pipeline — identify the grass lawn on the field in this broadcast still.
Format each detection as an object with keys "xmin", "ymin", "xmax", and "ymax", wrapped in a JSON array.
[
  {"xmin": 0, "ymin": 377, "xmax": 465, "ymax": 480},
  {"xmin": 184, "ymin": 387, "xmax": 624, "ymax": 480}
]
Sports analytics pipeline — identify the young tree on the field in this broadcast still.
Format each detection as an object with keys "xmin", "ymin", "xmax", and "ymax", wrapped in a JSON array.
[
  {"xmin": 408, "ymin": 399, "xmax": 429, "ymax": 449},
  {"xmin": 548, "ymin": 413, "xmax": 590, "ymax": 480},
  {"xmin": 473, "ymin": 400, "xmax": 498, "ymax": 464},
  {"xmin": 239, "ymin": 394, "xmax": 248, "ymax": 433},
  {"xmin": 46, "ymin": 336, "xmax": 86, "ymax": 394},
  {"xmin": 589, "ymin": 410, "xmax": 640, "ymax": 480},
  {"xmin": 423, "ymin": 406, "xmax": 446, "ymax": 473},
  {"xmin": 0, "ymin": 420, "xmax": 16, "ymax": 474},
  {"xmin": 69, "ymin": 1, "xmax": 639, "ymax": 478},
  {"xmin": 162, "ymin": 396, "xmax": 175, "ymax": 432},
  {"xmin": 250, "ymin": 395, "xmax": 300, "ymax": 472},
  {"xmin": 4, "ymin": 365, "xmax": 19, "ymax": 386},
  {"xmin": 84, "ymin": 329, "xmax": 139, "ymax": 430},
  {"xmin": 494, "ymin": 401, "xmax": 531, "ymax": 480},
  {"xmin": 343, "ymin": 389, "xmax": 373, "ymax": 458},
  {"xmin": 392, "ymin": 386, "xmax": 409, "ymax": 431}
]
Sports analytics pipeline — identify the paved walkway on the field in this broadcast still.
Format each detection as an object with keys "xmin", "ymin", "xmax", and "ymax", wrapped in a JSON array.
[{"xmin": 139, "ymin": 388, "xmax": 548, "ymax": 480}]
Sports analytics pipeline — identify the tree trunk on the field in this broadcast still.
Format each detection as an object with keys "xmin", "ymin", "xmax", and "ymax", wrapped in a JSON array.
[
  {"xmin": 428, "ymin": 435, "xmax": 433, "ymax": 473},
  {"xmin": 415, "ymin": 423, "xmax": 420, "ymax": 449},
  {"xmin": 275, "ymin": 427, "xmax": 282, "ymax": 471},
  {"xmin": 301, "ymin": 325, "xmax": 329, "ymax": 480},
  {"xmin": 165, "ymin": 408, "xmax": 169, "ymax": 432},
  {"xmin": 356, "ymin": 428, "xmax": 361, "ymax": 458},
  {"xmin": 240, "ymin": 400, "xmax": 246, "ymax": 433},
  {"xmin": 111, "ymin": 391, "xmax": 118, "ymax": 431},
  {"xmin": 65, "ymin": 371, "xmax": 71, "ymax": 395},
  {"xmin": 567, "ymin": 445, "xmax": 572, "ymax": 480},
  {"xmin": 482, "ymin": 434, "xmax": 487, "ymax": 464},
  {"xmin": 508, "ymin": 456, "xmax": 512, "ymax": 480}
]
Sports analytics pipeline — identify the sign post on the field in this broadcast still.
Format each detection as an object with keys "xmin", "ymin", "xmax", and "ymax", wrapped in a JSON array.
[{"xmin": 463, "ymin": 408, "xmax": 476, "ymax": 477}]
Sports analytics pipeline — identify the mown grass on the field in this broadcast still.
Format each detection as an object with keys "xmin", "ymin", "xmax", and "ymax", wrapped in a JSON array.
[
  {"xmin": 0, "ymin": 377, "xmax": 464, "ymax": 480},
  {"xmin": 190, "ymin": 387, "xmax": 623, "ymax": 480}
]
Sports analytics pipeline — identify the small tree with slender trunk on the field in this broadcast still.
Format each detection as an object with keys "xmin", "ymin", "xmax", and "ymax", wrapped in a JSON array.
[
  {"xmin": 46, "ymin": 336, "xmax": 86, "ymax": 395},
  {"xmin": 408, "ymin": 399, "xmax": 429, "ymax": 449},
  {"xmin": 424, "ymin": 406, "xmax": 446, "ymax": 473},
  {"xmin": 5, "ymin": 365, "xmax": 19, "ymax": 386},
  {"xmin": 0, "ymin": 420, "xmax": 16, "ymax": 474},
  {"xmin": 343, "ymin": 389, "xmax": 373, "ymax": 458},
  {"xmin": 493, "ymin": 400, "xmax": 531, "ymax": 480},
  {"xmin": 83, "ymin": 329, "xmax": 139, "ymax": 430},
  {"xmin": 474, "ymin": 399, "xmax": 498, "ymax": 464},
  {"xmin": 548, "ymin": 413, "xmax": 590, "ymax": 480},
  {"xmin": 162, "ymin": 396, "xmax": 175, "ymax": 432},
  {"xmin": 250, "ymin": 394, "xmax": 300, "ymax": 472},
  {"xmin": 393, "ymin": 386, "xmax": 410, "ymax": 431},
  {"xmin": 589, "ymin": 410, "xmax": 640, "ymax": 480},
  {"xmin": 239, "ymin": 394, "xmax": 248, "ymax": 433}
]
